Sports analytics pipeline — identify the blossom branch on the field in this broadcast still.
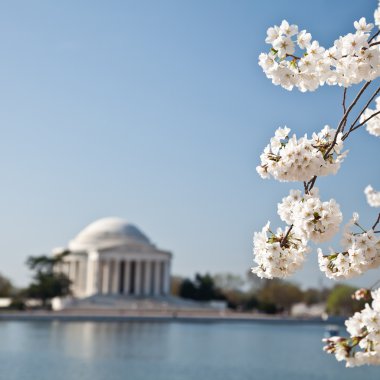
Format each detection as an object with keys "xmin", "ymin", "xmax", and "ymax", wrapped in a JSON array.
[
  {"xmin": 285, "ymin": 53, "xmax": 301, "ymax": 60},
  {"xmin": 342, "ymin": 87, "xmax": 348, "ymax": 133},
  {"xmin": 342, "ymin": 87, "xmax": 347, "ymax": 117},
  {"xmin": 305, "ymin": 81, "xmax": 374, "ymax": 193},
  {"xmin": 346, "ymin": 84, "xmax": 380, "ymax": 134},
  {"xmin": 343, "ymin": 109, "xmax": 380, "ymax": 139},
  {"xmin": 337, "ymin": 81, "xmax": 371, "ymax": 131},
  {"xmin": 280, "ymin": 224, "xmax": 293, "ymax": 247},
  {"xmin": 369, "ymin": 29, "xmax": 380, "ymax": 43},
  {"xmin": 306, "ymin": 176, "xmax": 317, "ymax": 193},
  {"xmin": 257, "ymin": 8, "xmax": 380, "ymax": 369},
  {"xmin": 325, "ymin": 81, "xmax": 371, "ymax": 157},
  {"xmin": 372, "ymin": 213, "xmax": 380, "ymax": 230}
]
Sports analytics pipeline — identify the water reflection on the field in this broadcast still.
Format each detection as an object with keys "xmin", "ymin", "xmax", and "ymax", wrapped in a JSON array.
[
  {"xmin": 0, "ymin": 321, "xmax": 379, "ymax": 380},
  {"xmin": 49, "ymin": 322, "xmax": 173, "ymax": 360}
]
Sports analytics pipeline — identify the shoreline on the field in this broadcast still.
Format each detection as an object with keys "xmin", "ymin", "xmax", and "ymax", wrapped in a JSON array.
[{"xmin": 0, "ymin": 310, "xmax": 346, "ymax": 324}]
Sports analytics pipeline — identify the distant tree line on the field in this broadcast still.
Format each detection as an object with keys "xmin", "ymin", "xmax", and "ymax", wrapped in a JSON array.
[
  {"xmin": 0, "ymin": 273, "xmax": 14, "ymax": 297},
  {"xmin": 171, "ymin": 272, "xmax": 364, "ymax": 316}
]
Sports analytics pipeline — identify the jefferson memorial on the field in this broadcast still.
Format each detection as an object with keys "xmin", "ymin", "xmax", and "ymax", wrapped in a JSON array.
[{"xmin": 54, "ymin": 217, "xmax": 172, "ymax": 298}]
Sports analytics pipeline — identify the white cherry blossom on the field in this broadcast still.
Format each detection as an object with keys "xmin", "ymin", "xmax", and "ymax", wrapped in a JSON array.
[
  {"xmin": 251, "ymin": 222, "xmax": 310, "ymax": 279},
  {"xmin": 354, "ymin": 17, "xmax": 374, "ymax": 33},
  {"xmin": 272, "ymin": 36, "xmax": 295, "ymax": 58},
  {"xmin": 318, "ymin": 213, "xmax": 380, "ymax": 279},
  {"xmin": 375, "ymin": 1, "xmax": 380, "ymax": 27},
  {"xmin": 265, "ymin": 26, "xmax": 280, "ymax": 44},
  {"xmin": 278, "ymin": 188, "xmax": 342, "ymax": 243},
  {"xmin": 297, "ymin": 30, "xmax": 312, "ymax": 49},
  {"xmin": 259, "ymin": 18, "xmax": 380, "ymax": 92},
  {"xmin": 256, "ymin": 125, "xmax": 347, "ymax": 182},
  {"xmin": 323, "ymin": 288, "xmax": 380, "ymax": 367},
  {"xmin": 279, "ymin": 20, "xmax": 298, "ymax": 37},
  {"xmin": 360, "ymin": 96, "xmax": 380, "ymax": 137},
  {"xmin": 365, "ymin": 185, "xmax": 380, "ymax": 207}
]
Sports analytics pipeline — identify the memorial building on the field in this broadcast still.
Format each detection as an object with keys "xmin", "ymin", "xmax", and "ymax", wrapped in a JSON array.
[{"xmin": 54, "ymin": 217, "xmax": 171, "ymax": 298}]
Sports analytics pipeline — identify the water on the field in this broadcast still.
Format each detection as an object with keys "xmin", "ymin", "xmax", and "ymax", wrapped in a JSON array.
[{"xmin": 0, "ymin": 320, "xmax": 379, "ymax": 380}]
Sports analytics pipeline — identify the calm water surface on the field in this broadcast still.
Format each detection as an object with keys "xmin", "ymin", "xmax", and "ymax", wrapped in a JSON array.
[{"xmin": 0, "ymin": 320, "xmax": 379, "ymax": 380}]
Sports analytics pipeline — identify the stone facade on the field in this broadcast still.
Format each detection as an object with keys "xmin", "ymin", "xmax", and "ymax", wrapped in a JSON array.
[{"xmin": 54, "ymin": 218, "xmax": 171, "ymax": 298}]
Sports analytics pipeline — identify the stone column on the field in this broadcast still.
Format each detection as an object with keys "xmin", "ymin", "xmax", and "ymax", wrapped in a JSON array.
[
  {"xmin": 75, "ymin": 261, "xmax": 80, "ymax": 293},
  {"xmin": 69, "ymin": 261, "xmax": 77, "ymax": 288},
  {"xmin": 94, "ymin": 255, "xmax": 100, "ymax": 295},
  {"xmin": 154, "ymin": 261, "xmax": 161, "ymax": 296},
  {"xmin": 85, "ymin": 251, "xmax": 99, "ymax": 296},
  {"xmin": 98, "ymin": 261, "xmax": 103, "ymax": 294},
  {"xmin": 102, "ymin": 260, "xmax": 110, "ymax": 294},
  {"xmin": 78, "ymin": 259, "xmax": 86, "ymax": 296},
  {"xmin": 73, "ymin": 260, "xmax": 80, "ymax": 294},
  {"xmin": 67, "ymin": 261, "xmax": 72, "ymax": 282},
  {"xmin": 112, "ymin": 259, "xmax": 120, "ymax": 294},
  {"xmin": 123, "ymin": 260, "xmax": 131, "ymax": 295},
  {"xmin": 144, "ymin": 261, "xmax": 151, "ymax": 296},
  {"xmin": 134, "ymin": 261, "xmax": 141, "ymax": 296},
  {"xmin": 163, "ymin": 261, "xmax": 170, "ymax": 296}
]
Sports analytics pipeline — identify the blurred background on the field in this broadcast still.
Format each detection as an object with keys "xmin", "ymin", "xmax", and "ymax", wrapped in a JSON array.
[{"xmin": 0, "ymin": 0, "xmax": 378, "ymax": 291}]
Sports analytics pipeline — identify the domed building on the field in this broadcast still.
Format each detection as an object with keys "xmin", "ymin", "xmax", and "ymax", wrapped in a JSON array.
[{"xmin": 54, "ymin": 217, "xmax": 172, "ymax": 298}]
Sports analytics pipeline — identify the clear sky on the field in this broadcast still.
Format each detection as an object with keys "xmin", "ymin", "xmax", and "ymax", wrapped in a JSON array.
[{"xmin": 0, "ymin": 0, "xmax": 379, "ymax": 289}]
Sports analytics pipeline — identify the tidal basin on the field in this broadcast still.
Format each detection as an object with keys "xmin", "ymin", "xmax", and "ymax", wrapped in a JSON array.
[{"xmin": 1, "ymin": 320, "xmax": 379, "ymax": 380}]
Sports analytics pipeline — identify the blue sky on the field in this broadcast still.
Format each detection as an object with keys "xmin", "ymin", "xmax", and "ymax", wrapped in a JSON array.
[{"xmin": 0, "ymin": 0, "xmax": 379, "ymax": 288}]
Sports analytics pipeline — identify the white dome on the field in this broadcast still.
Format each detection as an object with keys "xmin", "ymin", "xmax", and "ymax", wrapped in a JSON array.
[{"xmin": 68, "ymin": 217, "xmax": 151, "ymax": 251}]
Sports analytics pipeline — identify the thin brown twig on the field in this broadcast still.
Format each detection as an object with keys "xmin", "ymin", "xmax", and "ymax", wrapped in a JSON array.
[
  {"xmin": 369, "ymin": 41, "xmax": 380, "ymax": 47},
  {"xmin": 369, "ymin": 29, "xmax": 380, "ymax": 43},
  {"xmin": 280, "ymin": 224, "xmax": 293, "ymax": 247},
  {"xmin": 372, "ymin": 213, "xmax": 380, "ymax": 230},
  {"xmin": 348, "ymin": 85, "xmax": 380, "ymax": 132},
  {"xmin": 342, "ymin": 87, "xmax": 347, "ymax": 114},
  {"xmin": 341, "ymin": 88, "xmax": 348, "ymax": 132},
  {"xmin": 307, "ymin": 81, "xmax": 372, "ymax": 193},
  {"xmin": 323, "ymin": 81, "xmax": 371, "ymax": 160},
  {"xmin": 306, "ymin": 176, "xmax": 317, "ymax": 193},
  {"xmin": 343, "ymin": 109, "xmax": 380, "ymax": 139},
  {"xmin": 286, "ymin": 53, "xmax": 301, "ymax": 60}
]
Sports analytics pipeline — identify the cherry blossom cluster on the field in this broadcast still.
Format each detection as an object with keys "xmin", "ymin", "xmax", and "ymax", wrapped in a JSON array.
[
  {"xmin": 323, "ymin": 288, "xmax": 380, "ymax": 367},
  {"xmin": 277, "ymin": 188, "xmax": 342, "ymax": 243},
  {"xmin": 259, "ymin": 16, "xmax": 380, "ymax": 92},
  {"xmin": 360, "ymin": 96, "xmax": 380, "ymax": 137},
  {"xmin": 256, "ymin": 125, "xmax": 347, "ymax": 182},
  {"xmin": 251, "ymin": 222, "xmax": 310, "ymax": 279},
  {"xmin": 375, "ymin": 1, "xmax": 380, "ymax": 28},
  {"xmin": 365, "ymin": 185, "xmax": 380, "ymax": 207},
  {"xmin": 318, "ymin": 213, "xmax": 380, "ymax": 280}
]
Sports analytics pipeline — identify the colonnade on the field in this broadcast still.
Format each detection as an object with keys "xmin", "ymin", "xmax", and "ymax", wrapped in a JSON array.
[
  {"xmin": 97, "ymin": 259, "xmax": 170, "ymax": 296},
  {"xmin": 61, "ymin": 257, "xmax": 170, "ymax": 297}
]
